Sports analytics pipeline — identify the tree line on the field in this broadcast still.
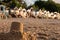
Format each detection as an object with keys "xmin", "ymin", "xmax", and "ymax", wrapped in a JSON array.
[
  {"xmin": 33, "ymin": 0, "xmax": 60, "ymax": 12},
  {"xmin": 0, "ymin": 0, "xmax": 27, "ymax": 9},
  {"xmin": 0, "ymin": 0, "xmax": 60, "ymax": 12}
]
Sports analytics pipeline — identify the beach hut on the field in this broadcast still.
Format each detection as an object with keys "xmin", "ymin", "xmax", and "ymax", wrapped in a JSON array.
[{"xmin": 0, "ymin": 5, "xmax": 5, "ymax": 14}]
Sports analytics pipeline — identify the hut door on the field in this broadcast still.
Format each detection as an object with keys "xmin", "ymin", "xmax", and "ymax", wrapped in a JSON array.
[{"xmin": 1, "ymin": 7, "xmax": 3, "ymax": 11}]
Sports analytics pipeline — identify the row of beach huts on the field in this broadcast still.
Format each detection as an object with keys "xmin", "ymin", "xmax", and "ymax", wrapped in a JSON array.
[{"xmin": 0, "ymin": 5, "xmax": 60, "ymax": 19}]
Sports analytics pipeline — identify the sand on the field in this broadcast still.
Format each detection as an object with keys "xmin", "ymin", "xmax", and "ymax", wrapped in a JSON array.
[{"xmin": 0, "ymin": 18, "xmax": 60, "ymax": 40}]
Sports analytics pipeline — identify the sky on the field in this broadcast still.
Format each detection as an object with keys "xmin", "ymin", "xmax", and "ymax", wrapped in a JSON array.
[
  {"xmin": 53, "ymin": 0, "xmax": 60, "ymax": 4},
  {"xmin": 24, "ymin": 0, "xmax": 37, "ymax": 6},
  {"xmin": 24, "ymin": 0, "xmax": 60, "ymax": 6}
]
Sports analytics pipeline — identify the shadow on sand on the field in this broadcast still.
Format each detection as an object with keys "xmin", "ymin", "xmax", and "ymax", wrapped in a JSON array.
[{"xmin": 0, "ymin": 22, "xmax": 23, "ymax": 40}]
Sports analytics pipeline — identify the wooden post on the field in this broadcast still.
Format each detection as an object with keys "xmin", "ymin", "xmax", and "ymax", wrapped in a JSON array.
[
  {"xmin": 23, "ymin": 32, "xmax": 27, "ymax": 40},
  {"xmin": 10, "ymin": 22, "xmax": 23, "ymax": 34},
  {"xmin": 19, "ymin": 23, "xmax": 23, "ymax": 33},
  {"xmin": 31, "ymin": 34, "xmax": 37, "ymax": 40}
]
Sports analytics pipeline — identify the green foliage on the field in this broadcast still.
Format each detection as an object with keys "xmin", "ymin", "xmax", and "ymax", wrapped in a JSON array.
[
  {"xmin": 32, "ymin": 5, "xmax": 39, "ymax": 10},
  {"xmin": 1, "ymin": 0, "xmax": 27, "ymax": 9},
  {"xmin": 34, "ymin": 0, "xmax": 60, "ymax": 12}
]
